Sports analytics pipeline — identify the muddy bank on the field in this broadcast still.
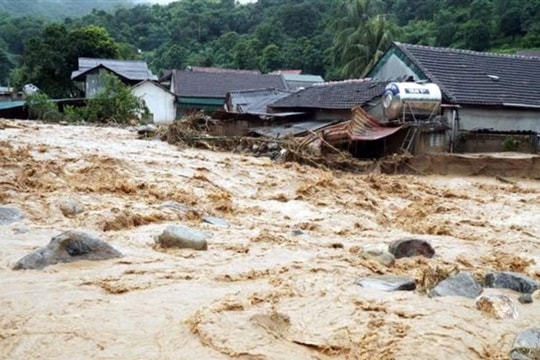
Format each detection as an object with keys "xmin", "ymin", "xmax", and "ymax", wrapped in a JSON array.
[
  {"xmin": 1, "ymin": 120, "xmax": 539, "ymax": 359},
  {"xmin": 409, "ymin": 153, "xmax": 540, "ymax": 178}
]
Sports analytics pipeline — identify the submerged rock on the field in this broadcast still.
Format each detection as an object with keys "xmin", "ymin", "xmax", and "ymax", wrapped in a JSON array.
[
  {"xmin": 0, "ymin": 206, "xmax": 24, "ymax": 225},
  {"xmin": 13, "ymin": 230, "xmax": 122, "ymax": 270},
  {"xmin": 160, "ymin": 201, "xmax": 192, "ymax": 213},
  {"xmin": 485, "ymin": 272, "xmax": 539, "ymax": 294},
  {"xmin": 476, "ymin": 294, "xmax": 518, "ymax": 320},
  {"xmin": 58, "ymin": 198, "xmax": 84, "ymax": 217},
  {"xmin": 361, "ymin": 245, "xmax": 395, "ymax": 267},
  {"xmin": 355, "ymin": 275, "xmax": 416, "ymax": 291},
  {"xmin": 510, "ymin": 328, "xmax": 540, "ymax": 360},
  {"xmin": 428, "ymin": 272, "xmax": 483, "ymax": 299},
  {"xmin": 203, "ymin": 216, "xmax": 230, "ymax": 228},
  {"xmin": 388, "ymin": 239, "xmax": 435, "ymax": 259},
  {"xmin": 519, "ymin": 294, "xmax": 533, "ymax": 304},
  {"xmin": 155, "ymin": 225, "xmax": 208, "ymax": 250}
]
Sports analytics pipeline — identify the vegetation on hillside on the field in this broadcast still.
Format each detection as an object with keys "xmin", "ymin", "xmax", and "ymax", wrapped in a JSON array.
[{"xmin": 2, "ymin": 0, "xmax": 540, "ymax": 95}]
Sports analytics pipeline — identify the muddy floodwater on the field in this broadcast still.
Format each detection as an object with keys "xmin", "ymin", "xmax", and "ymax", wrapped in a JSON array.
[{"xmin": 1, "ymin": 121, "xmax": 539, "ymax": 359}]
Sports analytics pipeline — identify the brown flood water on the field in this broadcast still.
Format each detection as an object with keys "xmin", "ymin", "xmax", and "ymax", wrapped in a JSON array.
[{"xmin": 1, "ymin": 120, "xmax": 539, "ymax": 359}]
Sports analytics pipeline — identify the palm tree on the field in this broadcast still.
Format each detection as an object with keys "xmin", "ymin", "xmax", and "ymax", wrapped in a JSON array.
[{"xmin": 330, "ymin": 0, "xmax": 398, "ymax": 79}]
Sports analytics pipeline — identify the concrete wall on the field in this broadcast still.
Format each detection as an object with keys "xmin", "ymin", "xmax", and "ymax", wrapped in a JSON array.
[
  {"xmin": 132, "ymin": 82, "xmax": 176, "ymax": 124},
  {"xmin": 458, "ymin": 107, "xmax": 540, "ymax": 132},
  {"xmin": 457, "ymin": 132, "xmax": 538, "ymax": 153}
]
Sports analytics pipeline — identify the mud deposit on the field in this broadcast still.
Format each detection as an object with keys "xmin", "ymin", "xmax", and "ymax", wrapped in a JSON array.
[{"xmin": 1, "ymin": 120, "xmax": 540, "ymax": 359}]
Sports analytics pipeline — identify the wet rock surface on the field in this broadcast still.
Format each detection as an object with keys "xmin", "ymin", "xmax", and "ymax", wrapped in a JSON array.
[
  {"xmin": 428, "ymin": 272, "xmax": 483, "ymax": 299},
  {"xmin": 58, "ymin": 198, "xmax": 84, "ymax": 217},
  {"xmin": 476, "ymin": 294, "xmax": 518, "ymax": 320},
  {"xmin": 155, "ymin": 225, "xmax": 209, "ymax": 250},
  {"xmin": 388, "ymin": 239, "xmax": 435, "ymax": 259},
  {"xmin": 361, "ymin": 245, "xmax": 395, "ymax": 267},
  {"xmin": 355, "ymin": 275, "xmax": 416, "ymax": 291},
  {"xmin": 0, "ymin": 206, "xmax": 24, "ymax": 225},
  {"xmin": 202, "ymin": 216, "xmax": 230, "ymax": 228},
  {"xmin": 485, "ymin": 272, "xmax": 539, "ymax": 294},
  {"xmin": 13, "ymin": 230, "xmax": 122, "ymax": 270},
  {"xmin": 510, "ymin": 328, "xmax": 540, "ymax": 360},
  {"xmin": 519, "ymin": 294, "xmax": 534, "ymax": 304}
]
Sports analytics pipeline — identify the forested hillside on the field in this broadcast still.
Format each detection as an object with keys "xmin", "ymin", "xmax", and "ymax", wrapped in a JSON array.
[
  {"xmin": 2, "ymin": 0, "xmax": 540, "ymax": 96},
  {"xmin": 0, "ymin": 0, "xmax": 135, "ymax": 19}
]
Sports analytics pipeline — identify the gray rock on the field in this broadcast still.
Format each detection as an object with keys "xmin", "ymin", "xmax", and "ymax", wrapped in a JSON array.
[
  {"xmin": 510, "ymin": 328, "xmax": 540, "ymax": 360},
  {"xmin": 13, "ymin": 230, "xmax": 122, "ymax": 270},
  {"xmin": 155, "ymin": 225, "xmax": 208, "ymax": 250},
  {"xmin": 476, "ymin": 294, "xmax": 518, "ymax": 319},
  {"xmin": 203, "ymin": 216, "xmax": 230, "ymax": 228},
  {"xmin": 0, "ymin": 206, "xmax": 24, "ymax": 225},
  {"xmin": 485, "ymin": 272, "xmax": 539, "ymax": 294},
  {"xmin": 291, "ymin": 229, "xmax": 304, "ymax": 236},
  {"xmin": 429, "ymin": 272, "xmax": 483, "ymax": 299},
  {"xmin": 137, "ymin": 124, "xmax": 157, "ymax": 134},
  {"xmin": 388, "ymin": 238, "xmax": 435, "ymax": 259},
  {"xmin": 58, "ymin": 198, "xmax": 84, "ymax": 217},
  {"xmin": 161, "ymin": 201, "xmax": 192, "ymax": 213},
  {"xmin": 362, "ymin": 245, "xmax": 395, "ymax": 267},
  {"xmin": 355, "ymin": 275, "xmax": 416, "ymax": 291},
  {"xmin": 519, "ymin": 294, "xmax": 533, "ymax": 304}
]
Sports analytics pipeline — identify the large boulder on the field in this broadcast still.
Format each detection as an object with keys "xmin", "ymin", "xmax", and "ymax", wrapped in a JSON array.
[
  {"xmin": 361, "ymin": 245, "xmax": 395, "ymax": 267},
  {"xmin": 0, "ymin": 206, "xmax": 24, "ymax": 225},
  {"xmin": 510, "ymin": 328, "xmax": 540, "ymax": 360},
  {"xmin": 155, "ymin": 225, "xmax": 208, "ymax": 250},
  {"xmin": 388, "ymin": 239, "xmax": 435, "ymax": 259},
  {"xmin": 355, "ymin": 275, "xmax": 416, "ymax": 292},
  {"xmin": 485, "ymin": 272, "xmax": 539, "ymax": 294},
  {"xmin": 13, "ymin": 230, "xmax": 122, "ymax": 270},
  {"xmin": 428, "ymin": 272, "xmax": 483, "ymax": 299}
]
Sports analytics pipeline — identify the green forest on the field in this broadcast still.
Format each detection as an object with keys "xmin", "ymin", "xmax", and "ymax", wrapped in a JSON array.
[{"xmin": 2, "ymin": 0, "xmax": 540, "ymax": 97}]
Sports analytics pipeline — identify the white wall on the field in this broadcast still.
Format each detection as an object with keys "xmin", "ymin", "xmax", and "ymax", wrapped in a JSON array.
[
  {"xmin": 371, "ymin": 54, "xmax": 420, "ymax": 82},
  {"xmin": 132, "ymin": 82, "xmax": 176, "ymax": 124},
  {"xmin": 458, "ymin": 107, "xmax": 540, "ymax": 132}
]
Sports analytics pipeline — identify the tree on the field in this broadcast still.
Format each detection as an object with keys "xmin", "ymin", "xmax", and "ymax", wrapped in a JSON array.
[
  {"xmin": 330, "ymin": 0, "xmax": 398, "ymax": 78},
  {"xmin": 17, "ymin": 24, "xmax": 121, "ymax": 97}
]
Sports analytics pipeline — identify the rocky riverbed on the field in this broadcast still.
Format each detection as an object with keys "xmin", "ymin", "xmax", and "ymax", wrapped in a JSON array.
[{"xmin": 1, "ymin": 120, "xmax": 540, "ymax": 359}]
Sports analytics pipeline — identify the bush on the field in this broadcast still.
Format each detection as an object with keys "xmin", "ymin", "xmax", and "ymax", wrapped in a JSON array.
[
  {"xmin": 85, "ymin": 73, "xmax": 149, "ymax": 124},
  {"xmin": 26, "ymin": 92, "xmax": 62, "ymax": 121},
  {"xmin": 502, "ymin": 137, "xmax": 520, "ymax": 152}
]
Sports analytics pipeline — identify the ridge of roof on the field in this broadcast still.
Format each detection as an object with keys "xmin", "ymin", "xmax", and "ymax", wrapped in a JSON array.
[{"xmin": 394, "ymin": 42, "xmax": 540, "ymax": 60}]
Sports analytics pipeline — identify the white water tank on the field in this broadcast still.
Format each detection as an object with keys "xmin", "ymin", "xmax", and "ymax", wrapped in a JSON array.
[{"xmin": 382, "ymin": 82, "xmax": 442, "ymax": 121}]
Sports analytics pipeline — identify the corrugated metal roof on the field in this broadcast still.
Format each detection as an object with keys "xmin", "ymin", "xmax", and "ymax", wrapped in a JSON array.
[
  {"xmin": 251, "ymin": 120, "xmax": 337, "ymax": 138},
  {"xmin": 282, "ymin": 74, "xmax": 324, "ymax": 83},
  {"xmin": 71, "ymin": 57, "xmax": 157, "ymax": 81},
  {"xmin": 0, "ymin": 101, "xmax": 25, "ymax": 110},
  {"xmin": 226, "ymin": 88, "xmax": 291, "ymax": 114}
]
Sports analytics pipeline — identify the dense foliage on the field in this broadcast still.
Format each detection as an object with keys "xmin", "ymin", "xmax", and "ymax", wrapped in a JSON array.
[{"xmin": 2, "ymin": 0, "xmax": 540, "ymax": 94}]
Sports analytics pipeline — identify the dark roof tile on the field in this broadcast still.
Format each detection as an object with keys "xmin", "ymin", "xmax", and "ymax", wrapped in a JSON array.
[
  {"xmin": 394, "ymin": 42, "xmax": 540, "ymax": 107},
  {"xmin": 171, "ymin": 70, "xmax": 287, "ymax": 98},
  {"xmin": 269, "ymin": 80, "xmax": 388, "ymax": 110}
]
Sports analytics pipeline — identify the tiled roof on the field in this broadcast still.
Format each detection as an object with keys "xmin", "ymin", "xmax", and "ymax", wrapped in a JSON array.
[
  {"xmin": 393, "ymin": 42, "xmax": 540, "ymax": 107},
  {"xmin": 71, "ymin": 57, "xmax": 157, "ymax": 81},
  {"xmin": 269, "ymin": 80, "xmax": 388, "ymax": 110},
  {"xmin": 186, "ymin": 66, "xmax": 261, "ymax": 75},
  {"xmin": 170, "ymin": 70, "xmax": 287, "ymax": 98}
]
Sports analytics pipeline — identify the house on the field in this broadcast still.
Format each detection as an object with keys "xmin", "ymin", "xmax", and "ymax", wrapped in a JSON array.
[
  {"xmin": 160, "ymin": 69, "xmax": 288, "ymax": 116},
  {"xmin": 268, "ymin": 79, "xmax": 388, "ymax": 121},
  {"xmin": 131, "ymin": 81, "xmax": 176, "ymax": 124},
  {"xmin": 71, "ymin": 57, "xmax": 158, "ymax": 98},
  {"xmin": 367, "ymin": 42, "xmax": 540, "ymax": 152}
]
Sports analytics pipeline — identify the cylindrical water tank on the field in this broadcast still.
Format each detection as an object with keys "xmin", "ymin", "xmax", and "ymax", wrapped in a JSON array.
[{"xmin": 382, "ymin": 82, "xmax": 442, "ymax": 121}]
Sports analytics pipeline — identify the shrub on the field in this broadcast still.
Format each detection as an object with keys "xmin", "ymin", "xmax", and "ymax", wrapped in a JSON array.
[
  {"xmin": 26, "ymin": 92, "xmax": 62, "ymax": 121},
  {"xmin": 502, "ymin": 137, "xmax": 519, "ymax": 152}
]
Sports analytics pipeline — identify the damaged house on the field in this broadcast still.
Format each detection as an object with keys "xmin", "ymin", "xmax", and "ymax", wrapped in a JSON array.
[{"xmin": 368, "ymin": 42, "xmax": 540, "ymax": 153}]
